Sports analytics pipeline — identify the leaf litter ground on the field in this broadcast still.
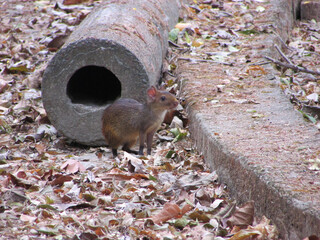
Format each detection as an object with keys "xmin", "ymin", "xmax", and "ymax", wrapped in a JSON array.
[{"xmin": 1, "ymin": 0, "xmax": 310, "ymax": 239}]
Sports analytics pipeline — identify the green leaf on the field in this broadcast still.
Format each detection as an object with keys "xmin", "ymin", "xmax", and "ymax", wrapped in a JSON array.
[
  {"xmin": 174, "ymin": 217, "xmax": 188, "ymax": 229},
  {"xmin": 8, "ymin": 65, "xmax": 30, "ymax": 73},
  {"xmin": 280, "ymin": 77, "xmax": 291, "ymax": 86},
  {"xmin": 165, "ymin": 150, "xmax": 175, "ymax": 158},
  {"xmin": 37, "ymin": 228, "xmax": 58, "ymax": 236},
  {"xmin": 37, "ymin": 204, "xmax": 58, "ymax": 211},
  {"xmin": 148, "ymin": 174, "xmax": 157, "ymax": 182},
  {"xmin": 246, "ymin": 109, "xmax": 256, "ymax": 113},
  {"xmin": 0, "ymin": 118, "xmax": 12, "ymax": 134},
  {"xmin": 170, "ymin": 128, "xmax": 180, "ymax": 137},
  {"xmin": 238, "ymin": 29, "xmax": 259, "ymax": 35},
  {"xmin": 173, "ymin": 131, "xmax": 187, "ymax": 142},
  {"xmin": 298, "ymin": 110, "xmax": 317, "ymax": 124},
  {"xmin": 45, "ymin": 196, "xmax": 54, "ymax": 204},
  {"xmin": 184, "ymin": 31, "xmax": 191, "ymax": 44},
  {"xmin": 83, "ymin": 193, "xmax": 96, "ymax": 202},
  {"xmin": 228, "ymin": 45, "xmax": 239, "ymax": 52},
  {"xmin": 0, "ymin": 159, "xmax": 7, "ymax": 165},
  {"xmin": 169, "ymin": 28, "xmax": 180, "ymax": 42}
]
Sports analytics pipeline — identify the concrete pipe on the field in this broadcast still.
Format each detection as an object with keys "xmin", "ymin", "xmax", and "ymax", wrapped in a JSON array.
[{"xmin": 42, "ymin": 0, "xmax": 182, "ymax": 146}]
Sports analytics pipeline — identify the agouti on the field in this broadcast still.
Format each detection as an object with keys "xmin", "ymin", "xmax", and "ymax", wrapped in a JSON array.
[{"xmin": 102, "ymin": 86, "xmax": 179, "ymax": 157}]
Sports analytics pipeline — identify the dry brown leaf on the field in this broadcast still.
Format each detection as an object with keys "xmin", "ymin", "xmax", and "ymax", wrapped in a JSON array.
[
  {"xmin": 0, "ymin": 79, "xmax": 9, "ymax": 93},
  {"xmin": 181, "ymin": 204, "xmax": 193, "ymax": 215},
  {"xmin": 175, "ymin": 22, "xmax": 192, "ymax": 31},
  {"xmin": 189, "ymin": 210, "xmax": 210, "ymax": 223},
  {"xmin": 227, "ymin": 201, "xmax": 254, "ymax": 227},
  {"xmin": 8, "ymin": 173, "xmax": 32, "ymax": 189},
  {"xmin": 229, "ymin": 229, "xmax": 261, "ymax": 240},
  {"xmin": 246, "ymin": 65, "xmax": 267, "ymax": 75},
  {"xmin": 152, "ymin": 203, "xmax": 181, "ymax": 225},
  {"xmin": 35, "ymin": 143, "xmax": 46, "ymax": 154},
  {"xmin": 106, "ymin": 168, "xmax": 149, "ymax": 181},
  {"xmin": 60, "ymin": 159, "xmax": 86, "ymax": 174},
  {"xmin": 63, "ymin": 0, "xmax": 87, "ymax": 5},
  {"xmin": 50, "ymin": 174, "xmax": 73, "ymax": 186},
  {"xmin": 20, "ymin": 214, "xmax": 37, "ymax": 223},
  {"xmin": 47, "ymin": 34, "xmax": 69, "ymax": 50},
  {"xmin": 248, "ymin": 216, "xmax": 278, "ymax": 239}
]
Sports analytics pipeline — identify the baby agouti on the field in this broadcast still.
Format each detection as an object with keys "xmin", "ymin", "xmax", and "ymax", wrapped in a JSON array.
[{"xmin": 102, "ymin": 86, "xmax": 179, "ymax": 157}]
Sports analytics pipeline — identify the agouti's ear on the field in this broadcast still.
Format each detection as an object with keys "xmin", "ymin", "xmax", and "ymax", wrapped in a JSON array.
[{"xmin": 147, "ymin": 86, "xmax": 157, "ymax": 100}]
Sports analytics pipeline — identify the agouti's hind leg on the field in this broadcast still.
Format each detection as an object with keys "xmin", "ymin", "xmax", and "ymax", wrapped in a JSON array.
[
  {"xmin": 112, "ymin": 149, "xmax": 118, "ymax": 158},
  {"xmin": 122, "ymin": 143, "xmax": 138, "ymax": 155}
]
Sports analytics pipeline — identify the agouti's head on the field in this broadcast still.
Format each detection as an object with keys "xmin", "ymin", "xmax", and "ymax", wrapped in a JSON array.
[{"xmin": 147, "ymin": 86, "xmax": 179, "ymax": 111}]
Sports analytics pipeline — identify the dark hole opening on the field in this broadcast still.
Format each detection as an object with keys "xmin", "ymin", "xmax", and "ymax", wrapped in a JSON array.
[{"xmin": 67, "ymin": 66, "xmax": 121, "ymax": 106}]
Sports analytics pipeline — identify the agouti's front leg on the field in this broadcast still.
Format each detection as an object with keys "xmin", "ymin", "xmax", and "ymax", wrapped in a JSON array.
[
  {"xmin": 146, "ymin": 131, "xmax": 155, "ymax": 155},
  {"xmin": 112, "ymin": 149, "xmax": 118, "ymax": 158},
  {"xmin": 139, "ymin": 131, "xmax": 146, "ymax": 155}
]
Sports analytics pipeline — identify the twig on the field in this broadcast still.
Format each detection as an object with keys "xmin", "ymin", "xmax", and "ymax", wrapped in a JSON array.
[
  {"xmin": 272, "ymin": 31, "xmax": 293, "ymax": 51},
  {"xmin": 220, "ymin": 11, "xmax": 234, "ymax": 18},
  {"xmin": 178, "ymin": 57, "xmax": 233, "ymax": 66},
  {"xmin": 248, "ymin": 61, "xmax": 271, "ymax": 66},
  {"xmin": 168, "ymin": 40, "xmax": 181, "ymax": 48},
  {"xmin": 264, "ymin": 56, "xmax": 320, "ymax": 75},
  {"xmin": 189, "ymin": 5, "xmax": 201, "ymax": 13},
  {"xmin": 273, "ymin": 30, "xmax": 320, "ymax": 58},
  {"xmin": 275, "ymin": 44, "xmax": 292, "ymax": 64},
  {"xmin": 169, "ymin": 48, "xmax": 189, "ymax": 63}
]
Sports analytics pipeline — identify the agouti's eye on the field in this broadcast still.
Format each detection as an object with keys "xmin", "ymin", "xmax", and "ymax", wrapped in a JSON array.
[{"xmin": 160, "ymin": 96, "xmax": 166, "ymax": 101}]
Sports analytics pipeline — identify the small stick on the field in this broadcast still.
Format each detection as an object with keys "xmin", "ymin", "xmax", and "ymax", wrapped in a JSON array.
[
  {"xmin": 273, "ymin": 31, "xmax": 293, "ymax": 51},
  {"xmin": 273, "ymin": 30, "xmax": 320, "ymax": 58},
  {"xmin": 275, "ymin": 44, "xmax": 293, "ymax": 64},
  {"xmin": 248, "ymin": 61, "xmax": 271, "ymax": 66},
  {"xmin": 178, "ymin": 57, "xmax": 233, "ymax": 66},
  {"xmin": 168, "ymin": 40, "xmax": 181, "ymax": 48},
  {"xmin": 264, "ymin": 56, "xmax": 320, "ymax": 75},
  {"xmin": 169, "ymin": 48, "xmax": 189, "ymax": 63},
  {"xmin": 189, "ymin": 5, "xmax": 201, "ymax": 13}
]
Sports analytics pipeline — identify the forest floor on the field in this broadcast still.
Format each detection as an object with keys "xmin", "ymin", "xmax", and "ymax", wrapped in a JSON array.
[{"xmin": 1, "ymin": 0, "xmax": 320, "ymax": 239}]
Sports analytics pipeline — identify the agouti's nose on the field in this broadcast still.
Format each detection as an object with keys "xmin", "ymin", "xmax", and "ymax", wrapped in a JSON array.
[{"xmin": 172, "ymin": 100, "xmax": 179, "ymax": 108}]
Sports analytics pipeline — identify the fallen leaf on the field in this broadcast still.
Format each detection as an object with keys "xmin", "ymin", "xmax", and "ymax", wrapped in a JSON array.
[
  {"xmin": 152, "ymin": 203, "xmax": 182, "ymax": 224},
  {"xmin": 50, "ymin": 174, "xmax": 73, "ymax": 186},
  {"xmin": 124, "ymin": 152, "xmax": 146, "ymax": 173},
  {"xmin": 20, "ymin": 214, "xmax": 37, "ymax": 223},
  {"xmin": 175, "ymin": 22, "xmax": 192, "ymax": 31},
  {"xmin": 247, "ymin": 216, "xmax": 278, "ymax": 239},
  {"xmin": 169, "ymin": 28, "xmax": 180, "ymax": 42},
  {"xmin": 63, "ymin": 0, "xmax": 87, "ymax": 5},
  {"xmin": 189, "ymin": 210, "xmax": 210, "ymax": 223},
  {"xmin": 227, "ymin": 201, "xmax": 254, "ymax": 227},
  {"xmin": 35, "ymin": 143, "xmax": 46, "ymax": 154},
  {"xmin": 8, "ymin": 173, "xmax": 32, "ymax": 189},
  {"xmin": 246, "ymin": 65, "xmax": 267, "ymax": 75},
  {"xmin": 47, "ymin": 34, "xmax": 69, "ymax": 50},
  {"xmin": 306, "ymin": 93, "xmax": 319, "ymax": 102},
  {"xmin": 60, "ymin": 159, "xmax": 86, "ymax": 174},
  {"xmin": 229, "ymin": 229, "xmax": 261, "ymax": 240},
  {"xmin": 0, "ymin": 79, "xmax": 9, "ymax": 93}
]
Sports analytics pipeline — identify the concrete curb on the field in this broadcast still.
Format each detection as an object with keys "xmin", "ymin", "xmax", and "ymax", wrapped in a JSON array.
[{"xmin": 182, "ymin": 0, "xmax": 320, "ymax": 239}]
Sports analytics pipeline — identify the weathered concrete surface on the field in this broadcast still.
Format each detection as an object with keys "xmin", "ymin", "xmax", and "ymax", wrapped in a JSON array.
[
  {"xmin": 42, "ymin": 0, "xmax": 182, "ymax": 146},
  {"xmin": 181, "ymin": 0, "xmax": 320, "ymax": 239},
  {"xmin": 301, "ymin": 0, "xmax": 320, "ymax": 21}
]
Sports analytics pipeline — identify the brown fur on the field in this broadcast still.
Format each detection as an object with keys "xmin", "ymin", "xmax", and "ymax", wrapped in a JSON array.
[{"xmin": 102, "ymin": 86, "xmax": 178, "ymax": 157}]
